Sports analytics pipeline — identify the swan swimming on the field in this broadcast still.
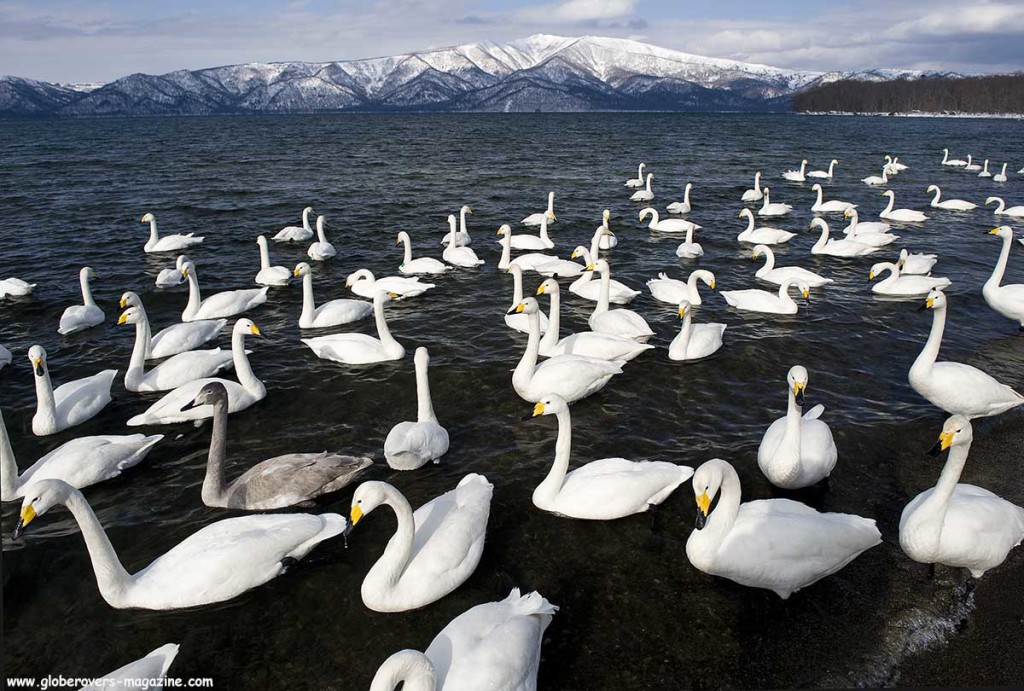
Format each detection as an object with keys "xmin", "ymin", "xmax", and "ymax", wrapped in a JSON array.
[
  {"xmin": 141, "ymin": 212, "xmax": 203, "ymax": 253},
  {"xmin": 639, "ymin": 207, "xmax": 700, "ymax": 234},
  {"xmin": 669, "ymin": 300, "xmax": 725, "ymax": 361},
  {"xmin": 861, "ymin": 168, "xmax": 889, "ymax": 187},
  {"xmin": 307, "ymin": 215, "xmax": 337, "ymax": 261},
  {"xmin": 741, "ymin": 171, "xmax": 763, "ymax": 202},
  {"xmin": 978, "ymin": 159, "xmax": 991, "ymax": 178},
  {"xmin": 441, "ymin": 205, "xmax": 473, "ymax": 246},
  {"xmin": 28, "ymin": 345, "xmax": 115, "ymax": 436},
  {"xmin": 983, "ymin": 226, "xmax": 1024, "ymax": 329},
  {"xmin": 442, "ymin": 214, "xmax": 485, "ymax": 267},
  {"xmin": 505, "ymin": 264, "xmax": 550, "ymax": 334},
  {"xmin": 0, "ymin": 277, "xmax": 36, "ymax": 298},
  {"xmin": 272, "ymin": 206, "xmax": 314, "ymax": 242},
  {"xmin": 898, "ymin": 249, "xmax": 939, "ymax": 275},
  {"xmin": 58, "ymin": 267, "xmax": 105, "ymax": 335},
  {"xmin": 941, "ymin": 149, "xmax": 967, "ymax": 167},
  {"xmin": 508, "ymin": 214, "xmax": 555, "ymax": 250},
  {"xmin": 625, "ymin": 162, "xmax": 646, "ymax": 188},
  {"xmin": 568, "ymin": 246, "xmax": 639, "ymax": 304},
  {"xmin": 752, "ymin": 245, "xmax": 832, "ymax": 287},
  {"xmin": 985, "ymin": 196, "xmax": 1024, "ymax": 218},
  {"xmin": 737, "ymin": 208, "xmax": 795, "ymax": 245},
  {"xmin": 155, "ymin": 254, "xmax": 188, "ymax": 288},
  {"xmin": 396, "ymin": 231, "xmax": 448, "ymax": 274},
  {"xmin": 181, "ymin": 261, "xmax": 268, "ymax": 322},
  {"xmin": 120, "ymin": 292, "xmax": 225, "ymax": 359},
  {"xmin": 666, "ymin": 183, "xmax": 694, "ymax": 214},
  {"xmin": 522, "ymin": 192, "xmax": 556, "ymax": 226},
  {"xmin": 346, "ymin": 269, "xmax": 434, "ymax": 299},
  {"xmin": 810, "ymin": 183, "xmax": 855, "ymax": 214},
  {"xmin": 721, "ymin": 278, "xmax": 810, "ymax": 315},
  {"xmin": 807, "ymin": 159, "xmax": 838, "ymax": 179},
  {"xmin": 926, "ymin": 185, "xmax": 976, "ymax": 211},
  {"xmin": 963, "ymin": 155, "xmax": 981, "ymax": 172},
  {"xmin": 810, "ymin": 218, "xmax": 879, "ymax": 257},
  {"xmin": 646, "ymin": 270, "xmax": 715, "ymax": 306},
  {"xmin": 993, "ymin": 163, "xmax": 1008, "ymax": 183},
  {"xmin": 841, "ymin": 208, "xmax": 891, "ymax": 236},
  {"xmin": 782, "ymin": 159, "xmax": 808, "ymax": 182},
  {"xmin": 868, "ymin": 262, "xmax": 950, "ymax": 297},
  {"xmin": 302, "ymin": 291, "xmax": 405, "ymax": 365},
  {"xmin": 294, "ymin": 262, "xmax": 373, "ymax": 329},
  {"xmin": 630, "ymin": 173, "xmax": 654, "ymax": 202},
  {"xmin": 586, "ymin": 260, "xmax": 654, "ymax": 341},
  {"xmin": 537, "ymin": 278, "xmax": 652, "ymax": 362},
  {"xmin": 758, "ymin": 187, "xmax": 792, "ymax": 217},
  {"xmin": 254, "ymin": 235, "xmax": 291, "ymax": 286},
  {"xmin": 384, "ymin": 347, "xmax": 449, "ymax": 470}
]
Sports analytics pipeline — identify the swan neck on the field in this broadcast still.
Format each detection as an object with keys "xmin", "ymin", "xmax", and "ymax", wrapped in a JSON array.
[
  {"xmin": 374, "ymin": 298, "xmax": 399, "ymax": 350},
  {"xmin": 815, "ymin": 186, "xmax": 823, "ymax": 207},
  {"xmin": 316, "ymin": 218, "xmax": 328, "ymax": 243},
  {"xmin": 676, "ymin": 311, "xmax": 693, "ymax": 353},
  {"xmin": 147, "ymin": 217, "xmax": 159, "ymax": 243},
  {"xmin": 80, "ymin": 272, "xmax": 96, "ymax": 307},
  {"xmin": 546, "ymin": 192, "xmax": 554, "ymax": 214},
  {"xmin": 595, "ymin": 268, "xmax": 611, "ymax": 314},
  {"xmin": 415, "ymin": 357, "xmax": 436, "ymax": 423},
  {"xmin": 125, "ymin": 318, "xmax": 151, "ymax": 390},
  {"xmin": 232, "ymin": 328, "xmax": 262, "ymax": 395},
  {"xmin": 375, "ymin": 486, "xmax": 416, "ymax": 585},
  {"xmin": 184, "ymin": 269, "xmax": 202, "ymax": 315},
  {"xmin": 65, "ymin": 489, "xmax": 133, "ymax": 604},
  {"xmin": 32, "ymin": 363, "xmax": 57, "ymax": 430},
  {"xmin": 511, "ymin": 268, "xmax": 524, "ymax": 305},
  {"xmin": 883, "ymin": 195, "xmax": 895, "ymax": 215},
  {"xmin": 744, "ymin": 212, "xmax": 754, "ymax": 234},
  {"xmin": 0, "ymin": 410, "xmax": 18, "ymax": 499},
  {"xmin": 759, "ymin": 249, "xmax": 774, "ymax": 275},
  {"xmin": 540, "ymin": 288, "xmax": 561, "ymax": 350},
  {"xmin": 684, "ymin": 184, "xmax": 691, "ymax": 205},
  {"xmin": 499, "ymin": 231, "xmax": 511, "ymax": 269},
  {"xmin": 400, "ymin": 236, "xmax": 413, "ymax": 265},
  {"xmin": 514, "ymin": 309, "xmax": 542, "ymax": 385},
  {"xmin": 703, "ymin": 469, "xmax": 741, "ymax": 542},
  {"xmin": 201, "ymin": 396, "xmax": 230, "ymax": 506},
  {"xmin": 300, "ymin": 272, "xmax": 317, "ymax": 323},
  {"xmin": 302, "ymin": 208, "xmax": 311, "ymax": 231},
  {"xmin": 258, "ymin": 241, "xmax": 270, "ymax": 270},
  {"xmin": 929, "ymin": 443, "xmax": 971, "ymax": 513},
  {"xmin": 459, "ymin": 208, "xmax": 468, "ymax": 235},
  {"xmin": 985, "ymin": 234, "xmax": 1011, "ymax": 290},
  {"xmin": 369, "ymin": 651, "xmax": 436, "ymax": 691},
  {"xmin": 536, "ymin": 407, "xmax": 572, "ymax": 501},
  {"xmin": 915, "ymin": 304, "xmax": 946, "ymax": 372},
  {"xmin": 812, "ymin": 223, "xmax": 828, "ymax": 250}
]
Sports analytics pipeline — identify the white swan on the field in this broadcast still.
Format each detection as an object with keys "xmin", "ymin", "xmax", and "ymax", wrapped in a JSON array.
[
  {"xmin": 120, "ymin": 292, "xmax": 225, "ymax": 359},
  {"xmin": 254, "ymin": 236, "xmax": 291, "ymax": 286},
  {"xmin": 272, "ymin": 206, "xmax": 314, "ymax": 242},
  {"xmin": 508, "ymin": 214, "xmax": 555, "ymax": 250},
  {"xmin": 384, "ymin": 347, "xmax": 449, "ymax": 470},
  {"xmin": 807, "ymin": 159, "xmax": 838, "ymax": 179},
  {"xmin": 669, "ymin": 300, "xmax": 725, "ymax": 361},
  {"xmin": 900, "ymin": 416, "xmax": 1024, "ymax": 578},
  {"xmin": 782, "ymin": 159, "xmax": 808, "ymax": 182},
  {"xmin": 141, "ymin": 213, "xmax": 203, "ymax": 253},
  {"xmin": 28, "ymin": 345, "xmax": 115, "ymax": 436},
  {"xmin": 927, "ymin": 184, "xmax": 976, "ymax": 211},
  {"xmin": 883, "ymin": 154, "xmax": 906, "ymax": 176},
  {"xmin": 83, "ymin": 644, "xmax": 180, "ymax": 690},
  {"xmin": 346, "ymin": 269, "xmax": 435, "ymax": 299},
  {"xmin": 985, "ymin": 196, "xmax": 1024, "ymax": 218},
  {"xmin": 510, "ymin": 298, "xmax": 624, "ymax": 403},
  {"xmin": 752, "ymin": 245, "xmax": 832, "ymax": 287},
  {"xmin": 674, "ymin": 223, "xmax": 704, "ymax": 258},
  {"xmin": 758, "ymin": 188, "xmax": 792, "ymax": 217},
  {"xmin": 442, "ymin": 214, "xmax": 484, "ymax": 267},
  {"xmin": 639, "ymin": 207, "xmax": 700, "ymax": 234},
  {"xmin": 528, "ymin": 394, "xmax": 692, "ymax": 518},
  {"xmin": 741, "ymin": 171, "xmax": 763, "ymax": 202},
  {"xmin": 567, "ymin": 247, "xmax": 638, "ymax": 304},
  {"xmin": 898, "ymin": 249, "xmax": 939, "ymax": 276},
  {"xmin": 686, "ymin": 458, "xmax": 880, "ymax": 599},
  {"xmin": 0, "ymin": 277, "xmax": 36, "ymax": 298},
  {"xmin": 505, "ymin": 264, "xmax": 550, "ymax": 334},
  {"xmin": 294, "ymin": 262, "xmax": 372, "ymax": 329},
  {"xmin": 369, "ymin": 589, "xmax": 555, "ymax": 691},
  {"xmin": 879, "ymin": 190, "xmax": 928, "ymax": 222},
  {"xmin": 737, "ymin": 208, "xmax": 795, "ymax": 245},
  {"xmin": 126, "ymin": 319, "xmax": 266, "ymax": 426},
  {"xmin": 909, "ymin": 290, "xmax": 1023, "ymax": 418},
  {"xmin": 496, "ymin": 225, "xmax": 579, "ymax": 276},
  {"xmin": 757, "ymin": 366, "xmax": 837, "ymax": 489},
  {"xmin": 537, "ymin": 279, "xmax": 652, "ymax": 362},
  {"xmin": 941, "ymin": 149, "xmax": 967, "ymax": 167},
  {"xmin": 993, "ymin": 163, "xmax": 1008, "ymax": 183},
  {"xmin": 349, "ymin": 475, "xmax": 493, "ymax": 612},
  {"xmin": 861, "ymin": 168, "xmax": 889, "ymax": 186},
  {"xmin": 625, "ymin": 162, "xmax": 646, "ymax": 188},
  {"xmin": 307, "ymin": 215, "xmax": 337, "ymax": 261},
  {"xmin": 983, "ymin": 226, "xmax": 1024, "ymax": 329},
  {"xmin": 58, "ymin": 267, "xmax": 104, "ymax": 335},
  {"xmin": 440, "ymin": 205, "xmax": 473, "ymax": 246},
  {"xmin": 810, "ymin": 218, "xmax": 879, "ymax": 257},
  {"xmin": 1, "ymin": 408, "xmax": 161, "ymax": 501},
  {"xmin": 978, "ymin": 159, "xmax": 991, "ymax": 178},
  {"xmin": 964, "ymin": 155, "xmax": 981, "ymax": 172},
  {"xmin": 396, "ymin": 232, "xmax": 448, "ymax": 274},
  {"xmin": 630, "ymin": 173, "xmax": 654, "ymax": 202},
  {"xmin": 844, "ymin": 216, "xmax": 898, "ymax": 248},
  {"xmin": 155, "ymin": 254, "xmax": 188, "ymax": 288},
  {"xmin": 587, "ymin": 260, "xmax": 654, "ymax": 341},
  {"xmin": 119, "ymin": 307, "xmax": 237, "ymax": 392},
  {"xmin": 302, "ymin": 292, "xmax": 405, "ymax": 365},
  {"xmin": 810, "ymin": 183, "xmax": 855, "ymax": 213},
  {"xmin": 646, "ymin": 270, "xmax": 716, "ymax": 306},
  {"xmin": 666, "ymin": 183, "xmax": 694, "ymax": 214},
  {"xmin": 594, "ymin": 210, "xmax": 616, "ymax": 249},
  {"xmin": 868, "ymin": 262, "xmax": 950, "ymax": 296},
  {"xmin": 721, "ymin": 279, "xmax": 809, "ymax": 315},
  {"xmin": 841, "ymin": 208, "xmax": 891, "ymax": 236},
  {"xmin": 12, "ymin": 479, "xmax": 344, "ymax": 609},
  {"xmin": 181, "ymin": 261, "xmax": 267, "ymax": 322},
  {"xmin": 522, "ymin": 192, "xmax": 556, "ymax": 226}
]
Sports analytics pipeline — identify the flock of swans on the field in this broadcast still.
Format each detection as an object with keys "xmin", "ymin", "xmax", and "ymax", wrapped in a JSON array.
[{"xmin": 3, "ymin": 145, "xmax": 1024, "ymax": 689}]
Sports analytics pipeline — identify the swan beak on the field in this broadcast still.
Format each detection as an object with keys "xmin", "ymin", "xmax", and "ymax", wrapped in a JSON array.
[
  {"xmin": 180, "ymin": 398, "xmax": 203, "ymax": 412},
  {"xmin": 249, "ymin": 325, "xmax": 262, "ymax": 336},
  {"xmin": 12, "ymin": 505, "xmax": 36, "ymax": 540},
  {"xmin": 293, "ymin": 268, "xmax": 301, "ymax": 277},
  {"xmin": 350, "ymin": 505, "xmax": 363, "ymax": 526},
  {"xmin": 843, "ymin": 210, "xmax": 851, "ymax": 218},
  {"xmin": 345, "ymin": 278, "xmax": 351, "ymax": 287},
  {"xmin": 868, "ymin": 271, "xmax": 875, "ymax": 281},
  {"xmin": 918, "ymin": 296, "xmax": 936, "ymax": 311},
  {"xmin": 387, "ymin": 292, "xmax": 400, "ymax": 300},
  {"xmin": 988, "ymin": 228, "xmax": 1000, "ymax": 235},
  {"xmin": 928, "ymin": 431, "xmax": 954, "ymax": 457},
  {"xmin": 119, "ymin": 297, "xmax": 128, "ymax": 308},
  {"xmin": 585, "ymin": 264, "xmax": 595, "ymax": 272},
  {"xmin": 507, "ymin": 303, "xmax": 526, "ymax": 315},
  {"xmin": 695, "ymin": 491, "xmax": 711, "ymax": 529},
  {"xmin": 536, "ymin": 284, "xmax": 546, "ymax": 295},
  {"xmin": 32, "ymin": 357, "xmax": 45, "ymax": 377},
  {"xmin": 181, "ymin": 268, "xmax": 189, "ymax": 277},
  {"xmin": 570, "ymin": 250, "xmax": 578, "ymax": 259},
  {"xmin": 678, "ymin": 306, "xmax": 687, "ymax": 318},
  {"xmin": 117, "ymin": 312, "xmax": 129, "ymax": 325},
  {"xmin": 793, "ymin": 382, "xmax": 806, "ymax": 407},
  {"xmin": 532, "ymin": 402, "xmax": 546, "ymax": 418},
  {"xmin": 550, "ymin": 213, "xmax": 557, "ymax": 220},
  {"xmin": 467, "ymin": 208, "xmax": 474, "ymax": 215},
  {"xmin": 710, "ymin": 280, "xmax": 716, "ymax": 290},
  {"xmin": 802, "ymin": 289, "xmax": 810, "ymax": 299},
  {"xmin": 898, "ymin": 260, "xmax": 905, "ymax": 268}
]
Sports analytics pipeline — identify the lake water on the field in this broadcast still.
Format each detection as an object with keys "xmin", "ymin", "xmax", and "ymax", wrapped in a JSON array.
[{"xmin": 2, "ymin": 113, "xmax": 1023, "ymax": 688}]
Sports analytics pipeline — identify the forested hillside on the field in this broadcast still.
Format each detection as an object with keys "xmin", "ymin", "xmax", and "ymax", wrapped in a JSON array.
[{"xmin": 792, "ymin": 74, "xmax": 1024, "ymax": 114}]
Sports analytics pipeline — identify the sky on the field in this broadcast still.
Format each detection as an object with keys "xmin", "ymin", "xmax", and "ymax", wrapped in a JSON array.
[{"xmin": 2, "ymin": 0, "xmax": 1023, "ymax": 83}]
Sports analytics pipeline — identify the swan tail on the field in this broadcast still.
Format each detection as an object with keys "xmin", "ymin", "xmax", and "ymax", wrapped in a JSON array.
[
  {"xmin": 803, "ymin": 404, "xmax": 826, "ymax": 421},
  {"xmin": 148, "ymin": 643, "xmax": 181, "ymax": 678},
  {"xmin": 503, "ymin": 588, "xmax": 559, "ymax": 617}
]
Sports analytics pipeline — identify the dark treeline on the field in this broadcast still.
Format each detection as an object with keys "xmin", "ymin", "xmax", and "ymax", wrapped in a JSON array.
[{"xmin": 792, "ymin": 74, "xmax": 1024, "ymax": 114}]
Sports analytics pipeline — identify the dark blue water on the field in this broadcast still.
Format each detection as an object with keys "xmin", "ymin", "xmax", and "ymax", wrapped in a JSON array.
[{"xmin": 2, "ymin": 113, "xmax": 1023, "ymax": 688}]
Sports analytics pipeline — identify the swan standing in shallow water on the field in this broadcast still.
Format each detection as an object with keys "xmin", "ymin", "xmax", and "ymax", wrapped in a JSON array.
[
  {"xmin": 384, "ymin": 347, "xmax": 449, "ymax": 470},
  {"xmin": 120, "ymin": 292, "xmax": 225, "ymax": 359},
  {"xmin": 58, "ymin": 267, "xmax": 104, "ymax": 335},
  {"xmin": 188, "ymin": 382, "xmax": 371, "ymax": 509},
  {"xmin": 349, "ymin": 475, "xmax": 493, "ymax": 612},
  {"xmin": 28, "ymin": 345, "xmax": 115, "ymax": 436},
  {"xmin": 522, "ymin": 192, "xmax": 556, "ymax": 226},
  {"xmin": 807, "ymin": 159, "xmax": 838, "ymax": 179},
  {"xmin": 782, "ymin": 159, "xmax": 808, "ymax": 182},
  {"xmin": 302, "ymin": 292, "xmax": 405, "ymax": 365},
  {"xmin": 272, "ymin": 206, "xmax": 314, "ymax": 242},
  {"xmin": 396, "ymin": 231, "xmax": 448, "ymax": 274},
  {"xmin": 528, "ymin": 395, "xmax": 693, "ymax": 519},
  {"xmin": 900, "ymin": 416, "xmax": 1024, "ymax": 578},
  {"xmin": 646, "ymin": 270, "xmax": 715, "ymax": 305},
  {"xmin": 11, "ymin": 478, "xmax": 345, "ymax": 609},
  {"xmin": 752, "ymin": 245, "xmax": 832, "ymax": 287},
  {"xmin": 810, "ymin": 183, "xmax": 855, "ymax": 213},
  {"xmin": 737, "ymin": 208, "xmax": 795, "ymax": 245},
  {"xmin": 810, "ymin": 218, "xmax": 878, "ymax": 257},
  {"xmin": 669, "ymin": 300, "xmax": 725, "ymax": 361},
  {"xmin": 346, "ymin": 269, "xmax": 435, "ymax": 299},
  {"xmin": 625, "ymin": 162, "xmax": 646, "ymax": 188},
  {"xmin": 868, "ymin": 262, "xmax": 950, "ymax": 297},
  {"xmin": 293, "ymin": 263, "xmax": 372, "ymax": 329},
  {"xmin": 983, "ymin": 226, "xmax": 1024, "ymax": 329},
  {"xmin": 721, "ymin": 279, "xmax": 810, "ymax": 315},
  {"xmin": 741, "ymin": 171, "xmax": 763, "ymax": 201},
  {"xmin": 985, "ymin": 196, "xmax": 1024, "ymax": 218},
  {"xmin": 667, "ymin": 183, "xmax": 694, "ymax": 213},
  {"xmin": 941, "ymin": 149, "xmax": 967, "ymax": 166},
  {"xmin": 254, "ymin": 235, "xmax": 291, "ymax": 286},
  {"xmin": 442, "ymin": 214, "xmax": 484, "ymax": 267},
  {"xmin": 587, "ymin": 260, "xmax": 654, "ymax": 341},
  {"xmin": 181, "ymin": 261, "xmax": 268, "ymax": 322},
  {"xmin": 0, "ymin": 277, "xmax": 36, "ymax": 298},
  {"xmin": 909, "ymin": 290, "xmax": 1023, "ymax": 418},
  {"xmin": 537, "ymin": 279, "xmax": 651, "ymax": 362},
  {"xmin": 758, "ymin": 187, "xmax": 792, "ymax": 217},
  {"xmin": 307, "ymin": 215, "xmax": 337, "ymax": 261},
  {"xmin": 119, "ymin": 307, "xmax": 237, "ymax": 392},
  {"xmin": 370, "ymin": 589, "xmax": 555, "ymax": 691},
  {"xmin": 898, "ymin": 249, "xmax": 938, "ymax": 275},
  {"xmin": 630, "ymin": 173, "xmax": 655, "ymax": 202},
  {"xmin": 141, "ymin": 212, "xmax": 203, "ymax": 253},
  {"xmin": 926, "ymin": 185, "xmax": 976, "ymax": 211},
  {"xmin": 505, "ymin": 264, "xmax": 550, "ymax": 333},
  {"xmin": 510, "ymin": 298, "xmax": 624, "ymax": 403},
  {"xmin": 2, "ymin": 408, "xmax": 161, "ymax": 501},
  {"xmin": 441, "ymin": 205, "xmax": 473, "ymax": 246},
  {"xmin": 639, "ymin": 207, "xmax": 700, "ymax": 234},
  {"xmin": 757, "ymin": 366, "xmax": 837, "ymax": 489},
  {"xmin": 686, "ymin": 459, "xmax": 881, "ymax": 599},
  {"xmin": 155, "ymin": 254, "xmax": 188, "ymax": 288},
  {"xmin": 127, "ymin": 319, "xmax": 266, "ymax": 426}
]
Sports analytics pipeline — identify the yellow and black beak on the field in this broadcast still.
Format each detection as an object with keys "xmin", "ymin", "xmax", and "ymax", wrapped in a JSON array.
[
  {"xmin": 293, "ymin": 267, "xmax": 301, "ymax": 277},
  {"xmin": 570, "ymin": 249, "xmax": 578, "ymax": 259},
  {"xmin": 536, "ymin": 284, "xmax": 546, "ymax": 295},
  {"xmin": 928, "ymin": 431, "xmax": 954, "ymax": 457},
  {"xmin": 678, "ymin": 305, "xmax": 687, "ymax": 318},
  {"xmin": 249, "ymin": 324, "xmax": 262, "ymax": 337},
  {"xmin": 181, "ymin": 267, "xmax": 189, "ymax": 277},
  {"xmin": 12, "ymin": 504, "xmax": 36, "ymax": 540},
  {"xmin": 792, "ymin": 381, "xmax": 806, "ymax": 407},
  {"xmin": 119, "ymin": 296, "xmax": 128, "ymax": 308},
  {"xmin": 350, "ymin": 504, "xmax": 363, "ymax": 528},
  {"xmin": 918, "ymin": 295, "xmax": 936, "ymax": 312},
  {"xmin": 695, "ymin": 491, "xmax": 711, "ymax": 529},
  {"xmin": 507, "ymin": 302, "xmax": 526, "ymax": 315},
  {"xmin": 523, "ymin": 400, "xmax": 545, "ymax": 421},
  {"xmin": 32, "ymin": 357, "xmax": 45, "ymax": 377},
  {"xmin": 585, "ymin": 263, "xmax": 595, "ymax": 271},
  {"xmin": 117, "ymin": 312, "xmax": 129, "ymax": 325},
  {"xmin": 710, "ymin": 280, "xmax": 716, "ymax": 290},
  {"xmin": 988, "ymin": 227, "xmax": 1000, "ymax": 235},
  {"xmin": 868, "ymin": 271, "xmax": 875, "ymax": 281}
]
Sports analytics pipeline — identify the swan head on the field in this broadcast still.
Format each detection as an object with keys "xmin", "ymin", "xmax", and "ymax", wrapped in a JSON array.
[
  {"xmin": 303, "ymin": 206, "xmax": 314, "ymax": 214},
  {"xmin": 638, "ymin": 208, "xmax": 654, "ymax": 221},
  {"xmin": 928, "ymin": 415, "xmax": 972, "ymax": 457},
  {"xmin": 182, "ymin": 381, "xmax": 229, "ymax": 412},
  {"xmin": 530, "ymin": 394, "xmax": 569, "ymax": 419},
  {"xmin": 180, "ymin": 261, "xmax": 196, "ymax": 278},
  {"xmin": 811, "ymin": 183, "xmax": 822, "ymax": 192},
  {"xmin": 603, "ymin": 209, "xmax": 610, "ymax": 221},
  {"xmin": 80, "ymin": 266, "xmax": 96, "ymax": 281},
  {"xmin": 120, "ymin": 291, "xmax": 142, "ymax": 309},
  {"xmin": 414, "ymin": 346, "xmax": 430, "ymax": 368},
  {"xmin": 677, "ymin": 300, "xmax": 691, "ymax": 318},
  {"xmin": 843, "ymin": 208, "xmax": 855, "ymax": 219},
  {"xmin": 809, "ymin": 218, "xmax": 828, "ymax": 232},
  {"xmin": 919, "ymin": 289, "xmax": 946, "ymax": 312},
  {"xmin": 497, "ymin": 224, "xmax": 511, "ymax": 237},
  {"xmin": 12, "ymin": 479, "xmax": 75, "ymax": 540},
  {"xmin": 447, "ymin": 214, "xmax": 457, "ymax": 227},
  {"xmin": 536, "ymin": 278, "xmax": 559, "ymax": 296},
  {"xmin": 569, "ymin": 245, "xmax": 589, "ymax": 260},
  {"xmin": 395, "ymin": 231, "xmax": 410, "ymax": 246},
  {"xmin": 589, "ymin": 259, "xmax": 610, "ymax": 274},
  {"xmin": 831, "ymin": 159, "xmax": 839, "ymax": 166},
  {"xmin": 926, "ymin": 184, "xmax": 938, "ymax": 194},
  {"xmin": 116, "ymin": 306, "xmax": 145, "ymax": 326},
  {"xmin": 27, "ymin": 344, "xmax": 47, "ymax": 378},
  {"xmin": 691, "ymin": 459, "xmax": 732, "ymax": 530},
  {"xmin": 738, "ymin": 208, "xmax": 752, "ymax": 220},
  {"xmin": 371, "ymin": 650, "xmax": 437, "ymax": 691},
  {"xmin": 256, "ymin": 235, "xmax": 268, "ymax": 248},
  {"xmin": 345, "ymin": 269, "xmax": 374, "ymax": 287},
  {"xmin": 989, "ymin": 226, "xmax": 1013, "ymax": 240},
  {"xmin": 897, "ymin": 249, "xmax": 909, "ymax": 266},
  {"xmin": 508, "ymin": 297, "xmax": 539, "ymax": 315},
  {"xmin": 350, "ymin": 481, "xmax": 400, "ymax": 528},
  {"xmin": 293, "ymin": 262, "xmax": 311, "ymax": 278},
  {"xmin": 547, "ymin": 211, "xmax": 557, "ymax": 221},
  {"xmin": 460, "ymin": 205, "xmax": 473, "ymax": 215},
  {"xmin": 234, "ymin": 318, "xmax": 262, "ymax": 338},
  {"xmin": 175, "ymin": 254, "xmax": 189, "ymax": 269},
  {"xmin": 787, "ymin": 365, "xmax": 809, "ymax": 406},
  {"xmin": 140, "ymin": 212, "xmax": 155, "ymax": 223},
  {"xmin": 985, "ymin": 196, "xmax": 1001, "ymax": 207},
  {"xmin": 751, "ymin": 245, "xmax": 770, "ymax": 259},
  {"xmin": 882, "ymin": 190, "xmax": 895, "ymax": 198}
]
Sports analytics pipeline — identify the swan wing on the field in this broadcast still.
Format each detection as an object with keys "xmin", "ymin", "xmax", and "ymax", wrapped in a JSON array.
[
  {"xmin": 18, "ymin": 434, "xmax": 162, "ymax": 494},
  {"xmin": 53, "ymin": 370, "xmax": 115, "ymax": 426},
  {"xmin": 193, "ymin": 288, "xmax": 267, "ymax": 320},
  {"xmin": 385, "ymin": 421, "xmax": 450, "ymax": 467},
  {"xmin": 149, "ymin": 319, "xmax": 227, "ymax": 359},
  {"xmin": 226, "ymin": 453, "xmax": 372, "ymax": 509},
  {"xmin": 127, "ymin": 377, "xmax": 261, "ymax": 425}
]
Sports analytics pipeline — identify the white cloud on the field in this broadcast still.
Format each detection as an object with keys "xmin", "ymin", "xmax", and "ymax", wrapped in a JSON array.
[{"xmin": 515, "ymin": 0, "xmax": 638, "ymax": 24}]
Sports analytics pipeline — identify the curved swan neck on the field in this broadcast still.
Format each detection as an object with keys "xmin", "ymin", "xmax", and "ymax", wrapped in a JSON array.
[
  {"xmin": 147, "ymin": 216, "xmax": 159, "ymax": 243},
  {"xmin": 812, "ymin": 222, "xmax": 829, "ymax": 250},
  {"xmin": 753, "ymin": 171, "xmax": 761, "ymax": 190},
  {"xmin": 1, "ymin": 410, "xmax": 19, "ymax": 499},
  {"xmin": 300, "ymin": 272, "xmax": 317, "ymax": 323},
  {"xmin": 915, "ymin": 304, "xmax": 946, "ymax": 373},
  {"xmin": 985, "ymin": 233, "xmax": 1011, "ymax": 290},
  {"xmin": 815, "ymin": 186, "xmax": 823, "ymax": 207},
  {"xmin": 302, "ymin": 207, "xmax": 312, "ymax": 231},
  {"xmin": 201, "ymin": 396, "xmax": 230, "ymax": 506},
  {"xmin": 373, "ymin": 296, "xmax": 400, "ymax": 350},
  {"xmin": 64, "ymin": 488, "xmax": 133, "ymax": 604},
  {"xmin": 374, "ymin": 486, "xmax": 417, "ymax": 585},
  {"xmin": 184, "ymin": 269, "xmax": 202, "ymax": 315},
  {"xmin": 231, "ymin": 328, "xmax": 262, "ymax": 395},
  {"xmin": 369, "ymin": 651, "xmax": 436, "ymax": 691},
  {"xmin": 415, "ymin": 356, "xmax": 436, "ymax": 423},
  {"xmin": 80, "ymin": 271, "xmax": 96, "ymax": 307},
  {"xmin": 684, "ymin": 183, "xmax": 691, "ymax": 205},
  {"xmin": 515, "ymin": 309, "xmax": 543, "ymax": 384},
  {"xmin": 930, "ymin": 187, "xmax": 941, "ymax": 204},
  {"xmin": 125, "ymin": 317, "xmax": 152, "ymax": 390},
  {"xmin": 535, "ymin": 407, "xmax": 572, "ymax": 501},
  {"xmin": 400, "ymin": 235, "xmax": 413, "ymax": 265},
  {"xmin": 828, "ymin": 160, "xmax": 836, "ymax": 176},
  {"xmin": 677, "ymin": 311, "xmax": 693, "ymax": 353},
  {"xmin": 316, "ymin": 217, "xmax": 328, "ymax": 243},
  {"xmin": 758, "ymin": 248, "xmax": 775, "ymax": 275},
  {"xmin": 703, "ymin": 468, "xmax": 741, "ymax": 542},
  {"xmin": 883, "ymin": 194, "xmax": 895, "ymax": 215},
  {"xmin": 778, "ymin": 281, "xmax": 798, "ymax": 308},
  {"xmin": 743, "ymin": 211, "xmax": 754, "ymax": 233},
  {"xmin": 540, "ymin": 288, "xmax": 561, "ymax": 350}
]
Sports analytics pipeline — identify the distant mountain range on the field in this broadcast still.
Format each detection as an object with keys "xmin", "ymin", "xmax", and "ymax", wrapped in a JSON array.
[{"xmin": 0, "ymin": 34, "xmax": 955, "ymax": 117}]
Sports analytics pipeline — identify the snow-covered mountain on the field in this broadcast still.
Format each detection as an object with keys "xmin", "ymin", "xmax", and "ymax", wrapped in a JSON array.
[{"xmin": 0, "ymin": 35, "xmax": 945, "ymax": 117}]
